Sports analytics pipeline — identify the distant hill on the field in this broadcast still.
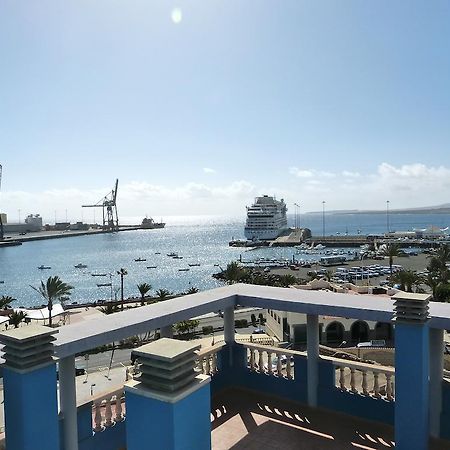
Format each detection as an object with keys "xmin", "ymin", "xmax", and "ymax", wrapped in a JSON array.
[{"xmin": 307, "ymin": 204, "xmax": 450, "ymax": 215}]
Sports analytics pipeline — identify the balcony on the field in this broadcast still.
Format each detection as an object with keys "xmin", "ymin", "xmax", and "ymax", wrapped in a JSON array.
[{"xmin": 1, "ymin": 284, "xmax": 450, "ymax": 450}]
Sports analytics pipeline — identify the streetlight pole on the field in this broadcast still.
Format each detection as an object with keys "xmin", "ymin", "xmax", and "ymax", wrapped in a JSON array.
[
  {"xmin": 322, "ymin": 201, "xmax": 326, "ymax": 238},
  {"xmin": 117, "ymin": 268, "xmax": 128, "ymax": 310},
  {"xmin": 294, "ymin": 203, "xmax": 300, "ymax": 229},
  {"xmin": 386, "ymin": 200, "xmax": 390, "ymax": 234}
]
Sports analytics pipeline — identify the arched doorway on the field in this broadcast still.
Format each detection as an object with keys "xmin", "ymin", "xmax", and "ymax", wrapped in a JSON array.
[
  {"xmin": 375, "ymin": 322, "xmax": 393, "ymax": 341},
  {"xmin": 325, "ymin": 321, "xmax": 345, "ymax": 345},
  {"xmin": 350, "ymin": 320, "xmax": 369, "ymax": 343}
]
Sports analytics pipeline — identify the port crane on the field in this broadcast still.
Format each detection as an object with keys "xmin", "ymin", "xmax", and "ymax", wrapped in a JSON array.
[
  {"xmin": 0, "ymin": 164, "xmax": 3, "ymax": 240},
  {"xmin": 82, "ymin": 179, "xmax": 119, "ymax": 231}
]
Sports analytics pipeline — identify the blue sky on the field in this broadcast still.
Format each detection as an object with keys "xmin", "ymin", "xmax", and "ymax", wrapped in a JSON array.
[{"xmin": 1, "ymin": 1, "xmax": 450, "ymax": 222}]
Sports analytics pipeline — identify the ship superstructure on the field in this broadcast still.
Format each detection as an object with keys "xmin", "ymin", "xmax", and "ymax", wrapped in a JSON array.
[{"xmin": 244, "ymin": 195, "xmax": 288, "ymax": 240}]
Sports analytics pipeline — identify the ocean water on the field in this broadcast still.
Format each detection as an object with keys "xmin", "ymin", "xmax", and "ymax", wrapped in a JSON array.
[{"xmin": 0, "ymin": 212, "xmax": 448, "ymax": 308}]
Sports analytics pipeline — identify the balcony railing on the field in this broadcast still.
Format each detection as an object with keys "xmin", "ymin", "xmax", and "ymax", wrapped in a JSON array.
[
  {"xmin": 243, "ymin": 342, "xmax": 299, "ymax": 380},
  {"xmin": 196, "ymin": 343, "xmax": 225, "ymax": 376},
  {"xmin": 330, "ymin": 357, "xmax": 395, "ymax": 400},
  {"xmin": 92, "ymin": 388, "xmax": 125, "ymax": 432}
]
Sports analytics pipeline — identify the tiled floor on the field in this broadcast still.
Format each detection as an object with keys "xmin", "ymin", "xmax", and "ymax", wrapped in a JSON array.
[{"xmin": 211, "ymin": 388, "xmax": 450, "ymax": 450}]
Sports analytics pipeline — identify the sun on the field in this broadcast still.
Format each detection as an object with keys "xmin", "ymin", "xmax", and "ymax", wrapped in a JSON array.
[{"xmin": 171, "ymin": 8, "xmax": 182, "ymax": 24}]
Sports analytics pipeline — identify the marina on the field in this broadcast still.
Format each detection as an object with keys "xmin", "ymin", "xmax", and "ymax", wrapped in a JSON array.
[{"xmin": 1, "ymin": 212, "xmax": 450, "ymax": 308}]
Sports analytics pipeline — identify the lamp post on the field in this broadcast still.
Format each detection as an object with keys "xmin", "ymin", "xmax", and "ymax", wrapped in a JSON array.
[
  {"xmin": 386, "ymin": 200, "xmax": 390, "ymax": 234},
  {"xmin": 294, "ymin": 203, "xmax": 300, "ymax": 229},
  {"xmin": 117, "ymin": 268, "xmax": 128, "ymax": 310},
  {"xmin": 322, "ymin": 201, "xmax": 326, "ymax": 238}
]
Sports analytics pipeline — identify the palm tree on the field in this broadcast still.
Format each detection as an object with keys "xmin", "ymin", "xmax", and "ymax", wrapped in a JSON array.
[
  {"xmin": 0, "ymin": 295, "xmax": 16, "ymax": 310},
  {"xmin": 8, "ymin": 310, "xmax": 27, "ymax": 328},
  {"xmin": 391, "ymin": 270, "xmax": 423, "ymax": 293},
  {"xmin": 99, "ymin": 304, "xmax": 120, "ymax": 315},
  {"xmin": 222, "ymin": 262, "xmax": 246, "ymax": 285},
  {"xmin": 137, "ymin": 283, "xmax": 152, "ymax": 306},
  {"xmin": 185, "ymin": 287, "xmax": 199, "ymax": 295},
  {"xmin": 117, "ymin": 268, "xmax": 128, "ymax": 310},
  {"xmin": 382, "ymin": 243, "xmax": 400, "ymax": 276},
  {"xmin": 30, "ymin": 276, "xmax": 73, "ymax": 327},
  {"xmin": 278, "ymin": 274, "xmax": 298, "ymax": 287},
  {"xmin": 155, "ymin": 288, "xmax": 173, "ymax": 301}
]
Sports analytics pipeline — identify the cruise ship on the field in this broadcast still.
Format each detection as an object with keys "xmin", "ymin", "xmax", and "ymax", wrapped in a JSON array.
[{"xmin": 244, "ymin": 195, "xmax": 288, "ymax": 241}]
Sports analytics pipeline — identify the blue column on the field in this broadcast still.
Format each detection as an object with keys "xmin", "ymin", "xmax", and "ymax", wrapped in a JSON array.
[
  {"xmin": 395, "ymin": 321, "xmax": 430, "ymax": 450},
  {"xmin": 0, "ymin": 326, "xmax": 60, "ymax": 450},
  {"xmin": 126, "ymin": 377, "xmax": 211, "ymax": 450},
  {"xmin": 393, "ymin": 292, "xmax": 431, "ymax": 450},
  {"xmin": 307, "ymin": 314, "xmax": 319, "ymax": 407},
  {"xmin": 125, "ymin": 338, "xmax": 211, "ymax": 450}
]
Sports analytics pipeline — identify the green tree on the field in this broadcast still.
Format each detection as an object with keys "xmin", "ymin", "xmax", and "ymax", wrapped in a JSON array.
[
  {"xmin": 425, "ymin": 244, "xmax": 450, "ymax": 301},
  {"xmin": 222, "ymin": 262, "xmax": 247, "ymax": 285},
  {"xmin": 99, "ymin": 304, "xmax": 120, "ymax": 315},
  {"xmin": 155, "ymin": 288, "xmax": 173, "ymax": 301},
  {"xmin": 137, "ymin": 282, "xmax": 152, "ymax": 306},
  {"xmin": 0, "ymin": 295, "xmax": 16, "ymax": 310},
  {"xmin": 8, "ymin": 310, "xmax": 27, "ymax": 328},
  {"xmin": 185, "ymin": 287, "xmax": 199, "ymax": 295},
  {"xmin": 392, "ymin": 270, "xmax": 423, "ymax": 293},
  {"xmin": 175, "ymin": 319, "xmax": 200, "ymax": 337},
  {"xmin": 30, "ymin": 276, "xmax": 73, "ymax": 327},
  {"xmin": 382, "ymin": 243, "xmax": 400, "ymax": 276},
  {"xmin": 277, "ymin": 274, "xmax": 298, "ymax": 287}
]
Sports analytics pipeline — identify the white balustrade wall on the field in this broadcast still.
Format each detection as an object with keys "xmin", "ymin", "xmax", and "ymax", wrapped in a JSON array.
[
  {"xmin": 242, "ymin": 342, "xmax": 299, "ymax": 380},
  {"xmin": 92, "ymin": 388, "xmax": 125, "ymax": 432},
  {"xmin": 331, "ymin": 358, "xmax": 395, "ymax": 401},
  {"xmin": 196, "ymin": 343, "xmax": 225, "ymax": 376}
]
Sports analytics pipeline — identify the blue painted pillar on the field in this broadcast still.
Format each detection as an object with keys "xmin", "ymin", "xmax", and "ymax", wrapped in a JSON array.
[
  {"xmin": 429, "ymin": 328, "xmax": 443, "ymax": 438},
  {"xmin": 0, "ymin": 325, "xmax": 60, "ymax": 450},
  {"xmin": 307, "ymin": 314, "xmax": 319, "ymax": 407},
  {"xmin": 224, "ymin": 306, "xmax": 235, "ymax": 366},
  {"xmin": 393, "ymin": 292, "xmax": 431, "ymax": 450},
  {"xmin": 125, "ymin": 338, "xmax": 211, "ymax": 450}
]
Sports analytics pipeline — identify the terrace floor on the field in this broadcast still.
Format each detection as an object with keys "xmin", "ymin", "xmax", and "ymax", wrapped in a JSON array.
[{"xmin": 211, "ymin": 388, "xmax": 450, "ymax": 450}]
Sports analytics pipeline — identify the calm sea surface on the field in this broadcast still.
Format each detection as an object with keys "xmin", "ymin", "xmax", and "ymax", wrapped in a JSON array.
[{"xmin": 0, "ymin": 212, "xmax": 449, "ymax": 308}]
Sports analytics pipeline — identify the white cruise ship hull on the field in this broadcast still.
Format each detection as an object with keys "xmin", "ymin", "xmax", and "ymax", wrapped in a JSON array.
[{"xmin": 244, "ymin": 228, "xmax": 286, "ymax": 241}]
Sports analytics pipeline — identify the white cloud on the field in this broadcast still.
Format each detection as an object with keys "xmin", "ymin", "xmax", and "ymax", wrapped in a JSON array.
[{"xmin": 203, "ymin": 167, "xmax": 216, "ymax": 174}]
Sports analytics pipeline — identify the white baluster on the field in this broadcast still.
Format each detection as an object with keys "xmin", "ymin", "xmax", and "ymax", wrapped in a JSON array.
[
  {"xmin": 276, "ymin": 353, "xmax": 283, "ymax": 376},
  {"xmin": 362, "ymin": 370, "xmax": 368, "ymax": 395},
  {"xmin": 115, "ymin": 395, "xmax": 123, "ymax": 422},
  {"xmin": 93, "ymin": 402, "xmax": 103, "ymax": 432},
  {"xmin": 339, "ymin": 367, "xmax": 345, "ymax": 390},
  {"xmin": 211, "ymin": 352, "xmax": 217, "ymax": 374},
  {"xmin": 258, "ymin": 349, "xmax": 264, "ymax": 372},
  {"xmin": 350, "ymin": 368, "xmax": 357, "ymax": 393},
  {"xmin": 205, "ymin": 356, "xmax": 211, "ymax": 375},
  {"xmin": 104, "ymin": 399, "xmax": 113, "ymax": 427},
  {"xmin": 386, "ymin": 373, "xmax": 393, "ymax": 400},
  {"xmin": 373, "ymin": 371, "xmax": 380, "ymax": 398},
  {"xmin": 267, "ymin": 352, "xmax": 273, "ymax": 375},
  {"xmin": 250, "ymin": 348, "xmax": 255, "ymax": 370}
]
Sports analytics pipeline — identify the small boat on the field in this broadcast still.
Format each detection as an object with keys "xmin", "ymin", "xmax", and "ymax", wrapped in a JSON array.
[
  {"xmin": 97, "ymin": 283, "xmax": 112, "ymax": 287},
  {"xmin": 178, "ymin": 268, "xmax": 190, "ymax": 272},
  {"xmin": 155, "ymin": 252, "xmax": 161, "ymax": 255},
  {"xmin": 0, "ymin": 281, "xmax": 4, "ymax": 284},
  {"xmin": 134, "ymin": 257, "xmax": 147, "ymax": 262},
  {"xmin": 38, "ymin": 265, "xmax": 51, "ymax": 270},
  {"xmin": 214, "ymin": 264, "xmax": 220, "ymax": 267},
  {"xmin": 188, "ymin": 263, "xmax": 200, "ymax": 267},
  {"xmin": 146, "ymin": 266, "xmax": 158, "ymax": 269},
  {"xmin": 167, "ymin": 252, "xmax": 178, "ymax": 257},
  {"xmin": 74, "ymin": 263, "xmax": 88, "ymax": 269},
  {"xmin": 173, "ymin": 255, "xmax": 183, "ymax": 259},
  {"xmin": 91, "ymin": 273, "xmax": 108, "ymax": 277}
]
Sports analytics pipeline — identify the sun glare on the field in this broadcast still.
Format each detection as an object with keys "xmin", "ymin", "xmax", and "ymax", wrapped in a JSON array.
[{"xmin": 171, "ymin": 8, "xmax": 182, "ymax": 24}]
